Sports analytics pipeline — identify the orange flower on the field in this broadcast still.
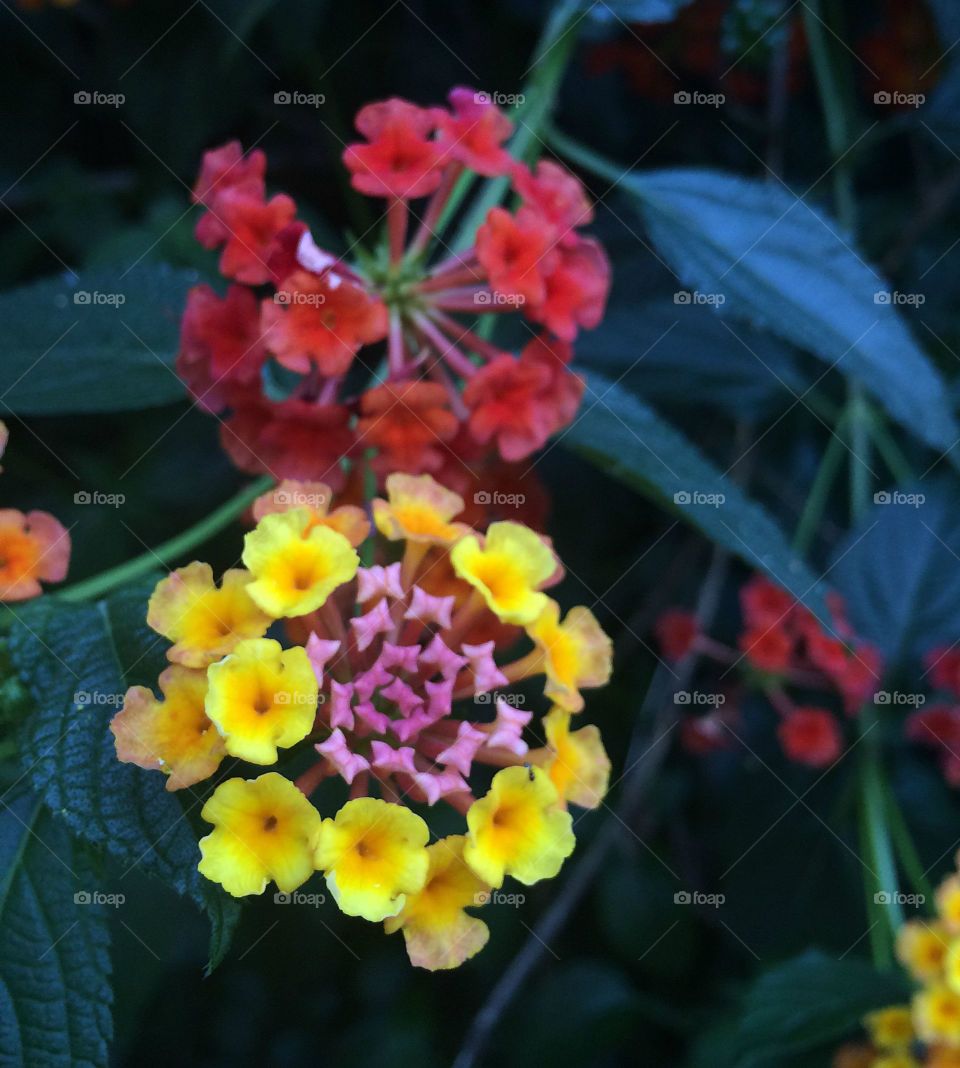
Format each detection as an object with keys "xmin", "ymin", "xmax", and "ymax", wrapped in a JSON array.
[
  {"xmin": 0, "ymin": 509, "xmax": 70, "ymax": 601},
  {"xmin": 357, "ymin": 381, "xmax": 458, "ymax": 475},
  {"xmin": 252, "ymin": 479, "xmax": 370, "ymax": 548}
]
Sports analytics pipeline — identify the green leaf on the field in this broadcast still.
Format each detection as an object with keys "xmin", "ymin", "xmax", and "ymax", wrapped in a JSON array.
[
  {"xmin": 0, "ymin": 791, "xmax": 112, "ymax": 1067},
  {"xmin": 575, "ymin": 301, "xmax": 808, "ymax": 419},
  {"xmin": 7, "ymin": 590, "xmax": 239, "ymax": 969},
  {"xmin": 0, "ymin": 264, "xmax": 197, "ymax": 415},
  {"xmin": 551, "ymin": 133, "xmax": 959, "ymax": 457},
  {"xmin": 731, "ymin": 950, "xmax": 909, "ymax": 1066},
  {"xmin": 831, "ymin": 476, "xmax": 960, "ymax": 671},
  {"xmin": 566, "ymin": 374, "xmax": 828, "ymax": 615}
]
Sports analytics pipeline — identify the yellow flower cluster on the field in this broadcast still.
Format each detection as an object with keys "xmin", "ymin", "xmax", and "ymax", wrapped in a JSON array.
[
  {"xmin": 835, "ymin": 855, "xmax": 960, "ymax": 1066},
  {"xmin": 111, "ymin": 473, "xmax": 613, "ymax": 970}
]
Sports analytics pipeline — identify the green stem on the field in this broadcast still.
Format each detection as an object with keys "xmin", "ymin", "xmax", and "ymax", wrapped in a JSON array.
[
  {"xmin": 792, "ymin": 411, "xmax": 849, "ymax": 556},
  {"xmin": 881, "ymin": 776, "xmax": 934, "ymax": 906},
  {"xmin": 847, "ymin": 385, "xmax": 872, "ymax": 522},
  {"xmin": 867, "ymin": 409, "xmax": 916, "ymax": 486},
  {"xmin": 449, "ymin": 0, "xmax": 585, "ymax": 252},
  {"xmin": 57, "ymin": 474, "xmax": 274, "ymax": 603}
]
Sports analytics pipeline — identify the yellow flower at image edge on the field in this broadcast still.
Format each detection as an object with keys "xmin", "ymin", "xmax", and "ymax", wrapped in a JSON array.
[
  {"xmin": 464, "ymin": 765, "xmax": 574, "ymax": 889},
  {"xmin": 206, "ymin": 637, "xmax": 318, "ymax": 764},
  {"xmin": 451, "ymin": 521, "xmax": 556, "ymax": 625},
  {"xmin": 315, "ymin": 797, "xmax": 430, "ymax": 922},
  {"xmin": 914, "ymin": 983, "xmax": 960, "ymax": 1046},
  {"xmin": 527, "ymin": 600, "xmax": 613, "ymax": 712},
  {"xmin": 385, "ymin": 835, "xmax": 490, "ymax": 971},
  {"xmin": 531, "ymin": 706, "xmax": 610, "ymax": 810},
  {"xmin": 242, "ymin": 508, "xmax": 359, "ymax": 617},
  {"xmin": 198, "ymin": 773, "xmax": 323, "ymax": 897}
]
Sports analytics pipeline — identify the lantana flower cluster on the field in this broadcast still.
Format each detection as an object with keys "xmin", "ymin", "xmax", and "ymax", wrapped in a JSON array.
[
  {"xmin": 834, "ymin": 853, "xmax": 960, "ymax": 1067},
  {"xmin": 656, "ymin": 576, "xmax": 883, "ymax": 768},
  {"xmin": 178, "ymin": 89, "xmax": 610, "ymax": 486},
  {"xmin": 110, "ymin": 472, "xmax": 612, "ymax": 969},
  {"xmin": 0, "ymin": 422, "xmax": 70, "ymax": 602}
]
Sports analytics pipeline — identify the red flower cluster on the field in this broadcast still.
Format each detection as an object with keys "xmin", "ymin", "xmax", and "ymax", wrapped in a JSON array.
[
  {"xmin": 177, "ymin": 89, "xmax": 610, "ymax": 487},
  {"xmin": 655, "ymin": 576, "xmax": 884, "ymax": 769},
  {"xmin": 907, "ymin": 647, "xmax": 960, "ymax": 785}
]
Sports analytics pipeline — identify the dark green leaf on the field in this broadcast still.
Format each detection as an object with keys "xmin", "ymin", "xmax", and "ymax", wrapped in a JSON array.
[
  {"xmin": 0, "ymin": 264, "xmax": 196, "ymax": 415},
  {"xmin": 586, "ymin": 0, "xmax": 694, "ymax": 22},
  {"xmin": 831, "ymin": 476, "xmax": 960, "ymax": 671},
  {"xmin": 566, "ymin": 374, "xmax": 828, "ymax": 615},
  {"xmin": 0, "ymin": 791, "xmax": 112, "ymax": 1067},
  {"xmin": 7, "ymin": 591, "xmax": 239, "ymax": 970},
  {"xmin": 731, "ymin": 950, "xmax": 909, "ymax": 1066}
]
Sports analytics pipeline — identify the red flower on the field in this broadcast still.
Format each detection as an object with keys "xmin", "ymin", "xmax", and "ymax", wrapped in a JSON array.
[
  {"xmin": 196, "ymin": 187, "xmax": 298, "ymax": 285},
  {"xmin": 530, "ymin": 236, "xmax": 610, "ymax": 342},
  {"xmin": 178, "ymin": 285, "xmax": 266, "ymax": 412},
  {"xmin": 806, "ymin": 629, "xmax": 851, "ymax": 680},
  {"xmin": 513, "ymin": 159, "xmax": 593, "ymax": 242},
  {"xmin": 463, "ymin": 335, "xmax": 583, "ymax": 461},
  {"xmin": 261, "ymin": 269, "xmax": 389, "ymax": 377},
  {"xmin": 836, "ymin": 643, "xmax": 883, "ymax": 715},
  {"xmin": 926, "ymin": 646, "xmax": 960, "ymax": 698},
  {"xmin": 357, "ymin": 381, "xmax": 459, "ymax": 475},
  {"xmin": 435, "ymin": 87, "xmax": 514, "ymax": 177},
  {"xmin": 221, "ymin": 396, "xmax": 353, "ymax": 485},
  {"xmin": 655, "ymin": 609, "xmax": 699, "ymax": 662},
  {"xmin": 192, "ymin": 141, "xmax": 265, "ymax": 212},
  {"xmin": 343, "ymin": 99, "xmax": 446, "ymax": 199},
  {"xmin": 907, "ymin": 703, "xmax": 960, "ymax": 751},
  {"xmin": 475, "ymin": 206, "xmax": 557, "ymax": 305},
  {"xmin": 740, "ymin": 576, "xmax": 795, "ymax": 629},
  {"xmin": 778, "ymin": 707, "xmax": 842, "ymax": 767},
  {"xmin": 739, "ymin": 622, "xmax": 794, "ymax": 674}
]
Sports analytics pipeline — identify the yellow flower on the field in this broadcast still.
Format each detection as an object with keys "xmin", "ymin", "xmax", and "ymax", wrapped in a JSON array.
[
  {"xmin": 450, "ymin": 522, "xmax": 557, "ymax": 625},
  {"xmin": 198, "ymin": 773, "xmax": 323, "ymax": 897},
  {"xmin": 110, "ymin": 666, "xmax": 225, "ymax": 790},
  {"xmin": 463, "ymin": 765, "xmax": 574, "ymax": 888},
  {"xmin": 897, "ymin": 919, "xmax": 949, "ymax": 983},
  {"xmin": 252, "ymin": 479, "xmax": 370, "ymax": 547},
  {"xmin": 384, "ymin": 834, "xmax": 490, "ymax": 970},
  {"xmin": 915, "ymin": 983, "xmax": 960, "ymax": 1046},
  {"xmin": 529, "ymin": 707, "xmax": 610, "ymax": 810},
  {"xmin": 315, "ymin": 797, "xmax": 430, "ymax": 922},
  {"xmin": 242, "ymin": 508, "xmax": 359, "ymax": 617},
  {"xmin": 205, "ymin": 638, "xmax": 318, "ymax": 765},
  {"xmin": 147, "ymin": 563, "xmax": 271, "ymax": 667},
  {"xmin": 939, "ymin": 874, "xmax": 960, "ymax": 934},
  {"xmin": 373, "ymin": 473, "xmax": 469, "ymax": 546},
  {"xmin": 863, "ymin": 1005, "xmax": 914, "ymax": 1051},
  {"xmin": 527, "ymin": 600, "xmax": 612, "ymax": 712}
]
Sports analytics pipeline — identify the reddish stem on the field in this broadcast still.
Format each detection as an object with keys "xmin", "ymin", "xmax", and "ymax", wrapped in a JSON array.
[
  {"xmin": 387, "ymin": 198, "xmax": 408, "ymax": 265},
  {"xmin": 413, "ymin": 313, "xmax": 480, "ymax": 379},
  {"xmin": 409, "ymin": 161, "xmax": 464, "ymax": 256}
]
